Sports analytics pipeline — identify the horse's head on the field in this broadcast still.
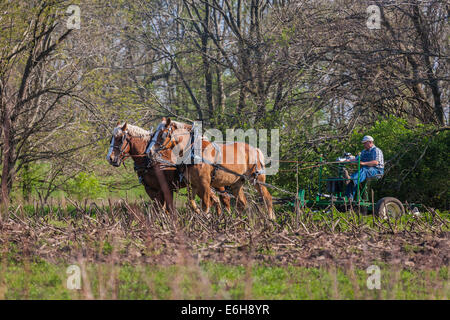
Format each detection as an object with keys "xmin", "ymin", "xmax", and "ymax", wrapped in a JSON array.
[
  {"xmin": 106, "ymin": 122, "xmax": 131, "ymax": 167},
  {"xmin": 146, "ymin": 117, "xmax": 191, "ymax": 162}
]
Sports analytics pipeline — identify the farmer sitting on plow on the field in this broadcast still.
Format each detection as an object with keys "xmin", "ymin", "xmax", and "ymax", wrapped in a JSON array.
[{"xmin": 343, "ymin": 135, "xmax": 384, "ymax": 199}]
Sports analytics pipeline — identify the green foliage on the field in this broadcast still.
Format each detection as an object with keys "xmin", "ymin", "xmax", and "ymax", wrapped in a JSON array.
[
  {"xmin": 66, "ymin": 172, "xmax": 102, "ymax": 201},
  {"xmin": 102, "ymin": 240, "xmax": 113, "ymax": 256},
  {"xmin": 19, "ymin": 162, "xmax": 48, "ymax": 199}
]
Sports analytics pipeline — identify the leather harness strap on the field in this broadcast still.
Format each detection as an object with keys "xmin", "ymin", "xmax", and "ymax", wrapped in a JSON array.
[
  {"xmin": 210, "ymin": 165, "xmax": 218, "ymax": 184},
  {"xmin": 209, "ymin": 141, "xmax": 221, "ymax": 185}
]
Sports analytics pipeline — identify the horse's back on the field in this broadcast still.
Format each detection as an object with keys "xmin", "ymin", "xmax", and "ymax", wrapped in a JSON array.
[{"xmin": 208, "ymin": 142, "xmax": 264, "ymax": 167}]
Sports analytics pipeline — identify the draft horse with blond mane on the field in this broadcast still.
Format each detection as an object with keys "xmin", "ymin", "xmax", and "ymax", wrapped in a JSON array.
[
  {"xmin": 147, "ymin": 118, "xmax": 274, "ymax": 220},
  {"xmin": 106, "ymin": 122, "xmax": 230, "ymax": 213}
]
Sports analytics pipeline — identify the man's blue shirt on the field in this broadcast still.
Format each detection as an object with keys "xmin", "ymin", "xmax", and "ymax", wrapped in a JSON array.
[
  {"xmin": 356, "ymin": 145, "xmax": 384, "ymax": 169},
  {"xmin": 347, "ymin": 145, "xmax": 384, "ymax": 198}
]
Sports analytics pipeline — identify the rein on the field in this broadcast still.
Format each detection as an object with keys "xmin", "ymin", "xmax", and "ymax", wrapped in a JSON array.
[{"xmin": 115, "ymin": 131, "xmax": 131, "ymax": 165}]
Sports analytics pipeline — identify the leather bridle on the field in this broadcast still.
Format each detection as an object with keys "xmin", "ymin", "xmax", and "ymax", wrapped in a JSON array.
[
  {"xmin": 146, "ymin": 124, "xmax": 176, "ymax": 156},
  {"xmin": 108, "ymin": 131, "xmax": 130, "ymax": 166}
]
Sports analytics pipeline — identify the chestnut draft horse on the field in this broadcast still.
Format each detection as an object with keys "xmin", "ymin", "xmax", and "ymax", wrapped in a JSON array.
[
  {"xmin": 147, "ymin": 118, "xmax": 274, "ymax": 220},
  {"xmin": 106, "ymin": 122, "xmax": 230, "ymax": 213}
]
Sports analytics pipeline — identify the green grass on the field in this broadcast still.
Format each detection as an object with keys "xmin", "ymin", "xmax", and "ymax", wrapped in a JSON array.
[{"xmin": 0, "ymin": 259, "xmax": 447, "ymax": 300}]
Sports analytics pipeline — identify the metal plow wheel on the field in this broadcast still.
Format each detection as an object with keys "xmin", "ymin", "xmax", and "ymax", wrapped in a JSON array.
[{"xmin": 375, "ymin": 197, "xmax": 405, "ymax": 220}]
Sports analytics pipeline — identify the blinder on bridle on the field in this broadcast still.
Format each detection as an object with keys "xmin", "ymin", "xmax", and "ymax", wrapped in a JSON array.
[
  {"xmin": 107, "ymin": 130, "xmax": 130, "ymax": 167},
  {"xmin": 145, "ymin": 123, "xmax": 175, "ymax": 158}
]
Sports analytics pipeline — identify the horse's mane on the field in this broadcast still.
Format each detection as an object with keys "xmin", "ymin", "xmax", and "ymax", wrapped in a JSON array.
[
  {"xmin": 114, "ymin": 123, "xmax": 151, "ymax": 141},
  {"xmin": 170, "ymin": 120, "xmax": 192, "ymax": 131}
]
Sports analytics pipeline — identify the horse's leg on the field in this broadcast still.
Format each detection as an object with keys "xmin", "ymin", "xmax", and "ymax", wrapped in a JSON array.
[
  {"xmin": 156, "ymin": 191, "xmax": 166, "ymax": 209},
  {"xmin": 199, "ymin": 185, "xmax": 212, "ymax": 214},
  {"xmin": 236, "ymin": 188, "xmax": 247, "ymax": 213},
  {"xmin": 189, "ymin": 186, "xmax": 201, "ymax": 215},
  {"xmin": 144, "ymin": 187, "xmax": 171, "ymax": 215},
  {"xmin": 211, "ymin": 190, "xmax": 222, "ymax": 216},
  {"xmin": 217, "ymin": 187, "xmax": 231, "ymax": 214},
  {"xmin": 198, "ymin": 179, "xmax": 221, "ymax": 215},
  {"xmin": 154, "ymin": 190, "xmax": 166, "ymax": 209},
  {"xmin": 153, "ymin": 166, "xmax": 174, "ymax": 213},
  {"xmin": 254, "ymin": 174, "xmax": 275, "ymax": 220},
  {"xmin": 166, "ymin": 191, "xmax": 175, "ymax": 211},
  {"xmin": 230, "ymin": 182, "xmax": 247, "ymax": 214},
  {"xmin": 144, "ymin": 186, "xmax": 162, "ymax": 206},
  {"xmin": 182, "ymin": 167, "xmax": 199, "ymax": 214}
]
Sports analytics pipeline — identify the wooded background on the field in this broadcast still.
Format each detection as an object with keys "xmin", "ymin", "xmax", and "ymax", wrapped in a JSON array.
[{"xmin": 0, "ymin": 0, "xmax": 448, "ymax": 208}]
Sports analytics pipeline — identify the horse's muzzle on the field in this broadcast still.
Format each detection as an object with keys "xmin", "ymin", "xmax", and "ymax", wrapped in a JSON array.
[{"xmin": 107, "ymin": 155, "xmax": 121, "ymax": 167}]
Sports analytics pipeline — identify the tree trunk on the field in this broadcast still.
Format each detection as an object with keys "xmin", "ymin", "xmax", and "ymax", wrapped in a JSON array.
[
  {"xmin": 22, "ymin": 163, "xmax": 32, "ymax": 202},
  {"xmin": 411, "ymin": 5, "xmax": 444, "ymax": 125},
  {"xmin": 1, "ymin": 102, "xmax": 14, "ymax": 205},
  {"xmin": 252, "ymin": 0, "xmax": 266, "ymax": 123},
  {"xmin": 202, "ymin": 1, "xmax": 214, "ymax": 126},
  {"xmin": 216, "ymin": 65, "xmax": 225, "ymax": 115},
  {"xmin": 237, "ymin": 84, "xmax": 246, "ymax": 125}
]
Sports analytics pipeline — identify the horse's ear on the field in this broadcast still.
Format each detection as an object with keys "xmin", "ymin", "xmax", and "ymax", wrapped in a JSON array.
[
  {"xmin": 165, "ymin": 118, "xmax": 171, "ymax": 127},
  {"xmin": 122, "ymin": 122, "xmax": 128, "ymax": 131}
]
